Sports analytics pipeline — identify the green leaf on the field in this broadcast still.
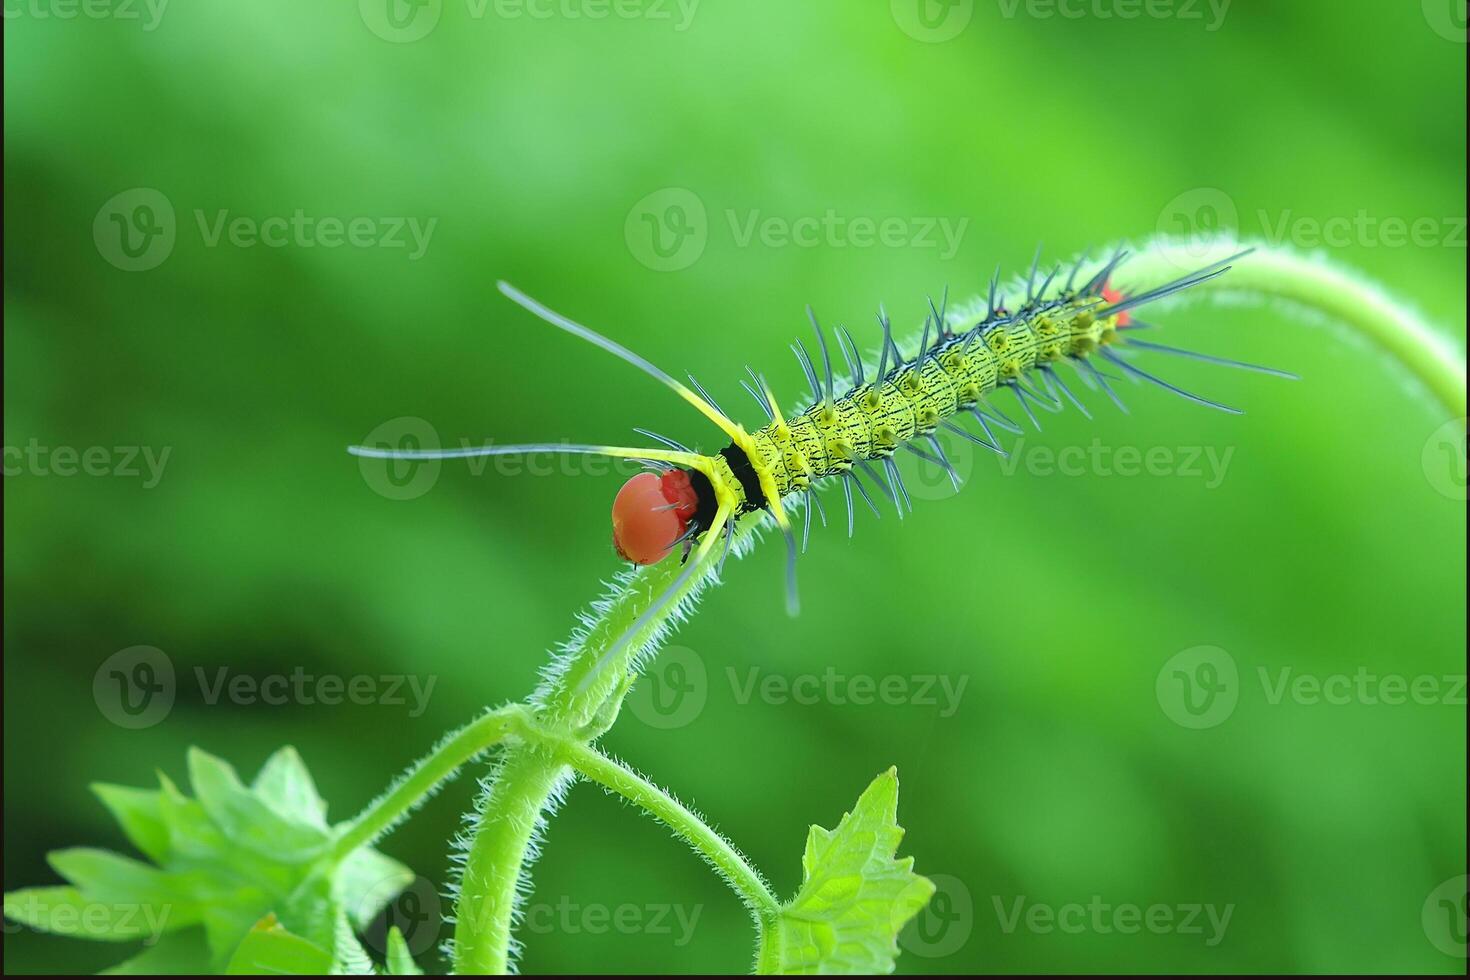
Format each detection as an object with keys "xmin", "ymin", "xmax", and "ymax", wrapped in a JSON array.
[
  {"xmin": 337, "ymin": 846, "xmax": 414, "ymax": 930},
  {"xmin": 275, "ymin": 881, "xmax": 337, "ymax": 954},
  {"xmin": 187, "ymin": 747, "xmax": 330, "ymax": 863},
  {"xmin": 202, "ymin": 905, "xmax": 272, "ymax": 973},
  {"xmin": 385, "ymin": 926, "xmax": 424, "ymax": 975},
  {"xmin": 332, "ymin": 908, "xmax": 378, "ymax": 975},
  {"xmin": 252, "ymin": 746, "xmax": 329, "ymax": 830},
  {"xmin": 9, "ymin": 746, "xmax": 415, "ymax": 975},
  {"xmin": 100, "ymin": 928, "xmax": 213, "ymax": 974},
  {"xmin": 224, "ymin": 914, "xmax": 334, "ymax": 976},
  {"xmin": 46, "ymin": 849, "xmax": 202, "ymax": 931},
  {"xmin": 760, "ymin": 768, "xmax": 935, "ymax": 975},
  {"xmin": 3, "ymin": 886, "xmax": 170, "ymax": 942},
  {"xmin": 156, "ymin": 773, "xmax": 230, "ymax": 861},
  {"xmin": 92, "ymin": 784, "xmax": 171, "ymax": 865}
]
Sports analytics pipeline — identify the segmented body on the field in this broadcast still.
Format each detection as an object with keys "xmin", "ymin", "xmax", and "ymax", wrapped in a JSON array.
[
  {"xmin": 726, "ymin": 291, "xmax": 1120, "ymax": 515},
  {"xmin": 351, "ymin": 246, "xmax": 1276, "ymax": 687}
]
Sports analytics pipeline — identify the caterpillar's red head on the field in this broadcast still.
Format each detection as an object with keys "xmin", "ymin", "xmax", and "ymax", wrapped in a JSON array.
[
  {"xmin": 1101, "ymin": 281, "xmax": 1133, "ymax": 327},
  {"xmin": 612, "ymin": 470, "xmax": 701, "ymax": 565}
]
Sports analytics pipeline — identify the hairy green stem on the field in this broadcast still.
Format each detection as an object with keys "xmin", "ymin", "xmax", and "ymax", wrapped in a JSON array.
[
  {"xmin": 560, "ymin": 740, "xmax": 779, "ymax": 920},
  {"xmin": 452, "ymin": 745, "xmax": 571, "ymax": 975},
  {"xmin": 1120, "ymin": 237, "xmax": 1466, "ymax": 419},
  {"xmin": 450, "ymin": 516, "xmax": 766, "ymax": 972},
  {"xmin": 418, "ymin": 235, "xmax": 1463, "ymax": 973},
  {"xmin": 332, "ymin": 706, "xmax": 525, "ymax": 860}
]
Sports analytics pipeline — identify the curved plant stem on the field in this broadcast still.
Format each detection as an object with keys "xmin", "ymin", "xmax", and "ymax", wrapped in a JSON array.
[
  {"xmin": 408, "ymin": 235, "xmax": 1463, "ymax": 973},
  {"xmin": 453, "ymin": 745, "xmax": 570, "ymax": 975},
  {"xmin": 451, "ymin": 524, "xmax": 766, "ymax": 973},
  {"xmin": 560, "ymin": 739, "xmax": 780, "ymax": 921},
  {"xmin": 1120, "ymin": 237, "xmax": 1466, "ymax": 419},
  {"xmin": 332, "ymin": 706, "xmax": 526, "ymax": 860}
]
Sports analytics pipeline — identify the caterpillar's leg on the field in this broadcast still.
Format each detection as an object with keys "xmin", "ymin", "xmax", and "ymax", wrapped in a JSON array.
[
  {"xmin": 848, "ymin": 466, "xmax": 885, "ymax": 519},
  {"xmin": 1008, "ymin": 384, "xmax": 1043, "ymax": 431},
  {"xmin": 1080, "ymin": 359, "xmax": 1129, "ymax": 414},
  {"xmin": 745, "ymin": 373, "xmax": 802, "ymax": 617},
  {"xmin": 715, "ymin": 514, "xmax": 736, "ymax": 577},
  {"xmin": 943, "ymin": 418, "xmax": 1005, "ymax": 457},
  {"xmin": 766, "ymin": 500, "xmax": 801, "ymax": 617},
  {"xmin": 882, "ymin": 457, "xmax": 912, "ymax": 515},
  {"xmin": 841, "ymin": 472, "xmax": 857, "ymax": 538},
  {"xmin": 1041, "ymin": 365, "xmax": 1092, "ymax": 420}
]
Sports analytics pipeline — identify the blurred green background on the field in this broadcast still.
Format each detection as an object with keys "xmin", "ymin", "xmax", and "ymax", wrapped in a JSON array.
[{"xmin": 4, "ymin": 1, "xmax": 1466, "ymax": 974}]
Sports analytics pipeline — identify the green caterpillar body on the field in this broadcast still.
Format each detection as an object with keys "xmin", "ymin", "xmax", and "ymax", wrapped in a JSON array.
[
  {"xmin": 352, "ymin": 248, "xmax": 1268, "ymax": 679},
  {"xmin": 728, "ymin": 290, "xmax": 1120, "ymax": 515}
]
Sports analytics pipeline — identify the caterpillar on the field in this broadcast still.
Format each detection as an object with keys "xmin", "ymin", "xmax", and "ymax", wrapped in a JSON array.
[{"xmin": 350, "ymin": 246, "xmax": 1295, "ymax": 683}]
